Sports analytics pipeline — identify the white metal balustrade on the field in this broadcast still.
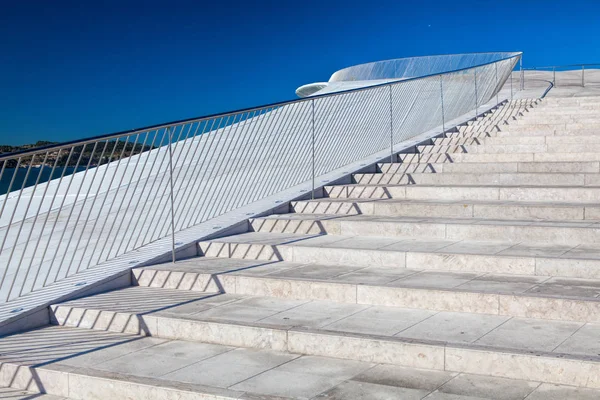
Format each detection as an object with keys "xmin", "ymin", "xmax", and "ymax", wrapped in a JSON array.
[{"xmin": 0, "ymin": 52, "xmax": 521, "ymax": 304}]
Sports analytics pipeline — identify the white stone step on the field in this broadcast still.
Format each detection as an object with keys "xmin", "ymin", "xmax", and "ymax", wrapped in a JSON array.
[
  {"xmin": 379, "ymin": 161, "xmax": 600, "ymax": 174},
  {"xmin": 418, "ymin": 143, "xmax": 600, "ymax": 154},
  {"xmin": 416, "ymin": 144, "xmax": 548, "ymax": 154},
  {"xmin": 197, "ymin": 232, "xmax": 600, "ymax": 278},
  {"xmin": 499, "ymin": 122, "xmax": 600, "ymax": 132},
  {"xmin": 128, "ymin": 259, "xmax": 600, "ymax": 323},
  {"xmin": 353, "ymin": 172, "xmax": 595, "ymax": 186},
  {"xmin": 3, "ymin": 324, "xmax": 597, "ymax": 399},
  {"xmin": 398, "ymin": 152, "xmax": 600, "ymax": 163},
  {"xmin": 459, "ymin": 128, "xmax": 600, "ymax": 137},
  {"xmin": 290, "ymin": 198, "xmax": 600, "ymax": 221},
  {"xmin": 436, "ymin": 135, "xmax": 600, "ymax": 146},
  {"xmin": 249, "ymin": 214, "xmax": 600, "ymax": 246},
  {"xmin": 45, "ymin": 286, "xmax": 600, "ymax": 390},
  {"xmin": 324, "ymin": 183, "xmax": 600, "ymax": 204}
]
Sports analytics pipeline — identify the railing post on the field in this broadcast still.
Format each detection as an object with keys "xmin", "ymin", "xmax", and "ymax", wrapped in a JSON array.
[
  {"xmin": 494, "ymin": 62, "xmax": 499, "ymax": 105},
  {"xmin": 311, "ymin": 99, "xmax": 315, "ymax": 200},
  {"xmin": 389, "ymin": 85, "xmax": 394, "ymax": 162},
  {"xmin": 520, "ymin": 57, "xmax": 524, "ymax": 90},
  {"xmin": 582, "ymin": 65, "xmax": 585, "ymax": 87},
  {"xmin": 167, "ymin": 127, "xmax": 176, "ymax": 263},
  {"xmin": 553, "ymin": 67, "xmax": 556, "ymax": 86},
  {"xmin": 474, "ymin": 69, "xmax": 478, "ymax": 119},
  {"xmin": 439, "ymin": 75, "xmax": 445, "ymax": 133},
  {"xmin": 510, "ymin": 66, "xmax": 513, "ymax": 100}
]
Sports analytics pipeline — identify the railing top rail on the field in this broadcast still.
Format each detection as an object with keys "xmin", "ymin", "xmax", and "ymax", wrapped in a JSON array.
[
  {"xmin": 523, "ymin": 63, "xmax": 600, "ymax": 70},
  {"xmin": 0, "ymin": 52, "xmax": 521, "ymax": 161}
]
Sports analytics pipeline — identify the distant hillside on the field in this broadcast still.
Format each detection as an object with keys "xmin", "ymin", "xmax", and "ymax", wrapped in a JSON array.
[
  {"xmin": 0, "ymin": 141, "xmax": 59, "ymax": 154},
  {"xmin": 0, "ymin": 140, "xmax": 156, "ymax": 168}
]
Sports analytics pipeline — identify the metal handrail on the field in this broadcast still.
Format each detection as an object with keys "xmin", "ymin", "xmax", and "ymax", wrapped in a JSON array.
[
  {"xmin": 0, "ymin": 52, "xmax": 521, "ymax": 305},
  {"xmin": 0, "ymin": 52, "xmax": 521, "ymax": 161},
  {"xmin": 521, "ymin": 63, "xmax": 600, "ymax": 88}
]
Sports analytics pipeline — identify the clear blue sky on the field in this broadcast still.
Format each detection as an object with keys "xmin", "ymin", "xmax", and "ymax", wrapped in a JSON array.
[{"xmin": 1, "ymin": 0, "xmax": 599, "ymax": 145}]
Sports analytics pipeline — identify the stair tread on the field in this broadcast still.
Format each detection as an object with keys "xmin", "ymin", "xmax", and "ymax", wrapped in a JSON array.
[
  {"xmin": 134, "ymin": 258, "xmax": 600, "ymax": 301},
  {"xmin": 52, "ymin": 286, "xmax": 600, "ymax": 361},
  {"xmin": 203, "ymin": 232, "xmax": 600, "ymax": 261},
  {"xmin": 294, "ymin": 198, "xmax": 600, "ymax": 207},
  {"xmin": 254, "ymin": 213, "xmax": 600, "ymax": 228},
  {"xmin": 4, "ymin": 325, "xmax": 590, "ymax": 400}
]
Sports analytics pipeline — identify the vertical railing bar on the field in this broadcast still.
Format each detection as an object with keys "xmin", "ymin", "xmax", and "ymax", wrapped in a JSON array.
[
  {"xmin": 119, "ymin": 130, "xmax": 169, "ymax": 255},
  {"xmin": 204, "ymin": 111, "xmax": 259, "ymax": 222},
  {"xmin": 167, "ymin": 127, "xmax": 176, "ymax": 263},
  {"xmin": 87, "ymin": 134, "xmax": 139, "ymax": 268},
  {"xmin": 311, "ymin": 99, "xmax": 316, "ymax": 200},
  {"xmin": 156, "ymin": 121, "xmax": 196, "ymax": 234},
  {"xmin": 389, "ymin": 85, "xmax": 394, "ymax": 163},
  {"xmin": 257, "ymin": 106, "xmax": 304, "ymax": 197},
  {"xmin": 56, "ymin": 141, "xmax": 101, "ymax": 275},
  {"xmin": 287, "ymin": 101, "xmax": 321, "ymax": 190},
  {"xmin": 100, "ymin": 132, "xmax": 151, "ymax": 262},
  {"xmin": 258, "ymin": 102, "xmax": 311, "ymax": 202},
  {"xmin": 172, "ymin": 120, "xmax": 215, "ymax": 230},
  {"xmin": 495, "ymin": 62, "xmax": 499, "ymax": 105},
  {"xmin": 43, "ymin": 143, "xmax": 92, "ymax": 285},
  {"xmin": 164, "ymin": 122, "xmax": 200, "ymax": 232},
  {"xmin": 147, "ymin": 122, "xmax": 192, "ymax": 241},
  {"xmin": 195, "ymin": 111, "xmax": 252, "ymax": 225},
  {"xmin": 103, "ymin": 131, "xmax": 154, "ymax": 260},
  {"xmin": 21, "ymin": 150, "xmax": 65, "ymax": 292},
  {"xmin": 41, "ymin": 144, "xmax": 93, "ymax": 286},
  {"xmin": 474, "ymin": 69, "xmax": 479, "ymax": 118},
  {"xmin": 235, "ymin": 106, "xmax": 291, "ymax": 211},
  {"xmin": 188, "ymin": 115, "xmax": 234, "ymax": 226},
  {"xmin": 0, "ymin": 157, "xmax": 22, "ymax": 234},
  {"xmin": 113, "ymin": 130, "xmax": 160, "ymax": 257},
  {"xmin": 510, "ymin": 66, "xmax": 514, "ymax": 100},
  {"xmin": 440, "ymin": 75, "xmax": 446, "ymax": 133},
  {"xmin": 520, "ymin": 57, "xmax": 524, "ymax": 91},
  {"xmin": 2, "ymin": 153, "xmax": 41, "ymax": 299},
  {"xmin": 266, "ymin": 102, "xmax": 313, "ymax": 193},
  {"xmin": 178, "ymin": 117, "xmax": 221, "ymax": 229},
  {"xmin": 30, "ymin": 146, "xmax": 77, "ymax": 290},
  {"xmin": 187, "ymin": 114, "xmax": 237, "ymax": 226},
  {"xmin": 61, "ymin": 141, "xmax": 109, "ymax": 277},
  {"xmin": 71, "ymin": 137, "xmax": 129, "ymax": 276},
  {"xmin": 13, "ymin": 151, "xmax": 51, "ymax": 296},
  {"xmin": 141, "ymin": 124, "xmax": 187, "ymax": 245},
  {"xmin": 217, "ymin": 109, "xmax": 268, "ymax": 216},
  {"xmin": 244, "ymin": 104, "xmax": 299, "ymax": 206}
]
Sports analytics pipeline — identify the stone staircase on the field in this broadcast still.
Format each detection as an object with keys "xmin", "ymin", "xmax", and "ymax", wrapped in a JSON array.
[{"xmin": 3, "ymin": 97, "xmax": 600, "ymax": 399}]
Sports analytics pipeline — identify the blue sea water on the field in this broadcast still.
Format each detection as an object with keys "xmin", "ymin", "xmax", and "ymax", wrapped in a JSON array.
[{"xmin": 0, "ymin": 167, "xmax": 88, "ymax": 196}]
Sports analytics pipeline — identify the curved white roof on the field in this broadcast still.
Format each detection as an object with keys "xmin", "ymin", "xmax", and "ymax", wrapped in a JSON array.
[{"xmin": 296, "ymin": 52, "xmax": 521, "ymax": 98}]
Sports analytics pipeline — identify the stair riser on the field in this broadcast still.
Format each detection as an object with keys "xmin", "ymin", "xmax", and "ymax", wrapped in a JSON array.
[
  {"xmin": 399, "ymin": 152, "xmax": 600, "ymax": 163},
  {"xmin": 290, "ymin": 201, "xmax": 600, "ymax": 221},
  {"xmin": 378, "ymin": 161, "xmax": 600, "ymax": 174},
  {"xmin": 437, "ymin": 136, "xmax": 600, "ymax": 146},
  {"xmin": 418, "ymin": 144, "xmax": 600, "ymax": 154},
  {"xmin": 459, "ymin": 129, "xmax": 600, "ymax": 137},
  {"xmin": 197, "ymin": 241, "xmax": 600, "ymax": 279},
  {"xmin": 249, "ymin": 218, "xmax": 600, "ymax": 246},
  {"xmin": 353, "ymin": 172, "xmax": 591, "ymax": 186},
  {"xmin": 325, "ymin": 185, "xmax": 600, "ymax": 204},
  {"xmin": 46, "ymin": 305, "xmax": 600, "ymax": 390},
  {"xmin": 131, "ymin": 269, "xmax": 600, "ymax": 323},
  {"xmin": 499, "ymin": 123, "xmax": 600, "ymax": 132}
]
